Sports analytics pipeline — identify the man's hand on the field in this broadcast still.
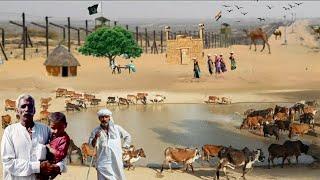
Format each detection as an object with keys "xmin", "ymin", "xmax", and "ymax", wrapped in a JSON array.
[
  {"xmin": 95, "ymin": 131, "xmax": 101, "ymax": 139},
  {"xmin": 40, "ymin": 161, "xmax": 60, "ymax": 176}
]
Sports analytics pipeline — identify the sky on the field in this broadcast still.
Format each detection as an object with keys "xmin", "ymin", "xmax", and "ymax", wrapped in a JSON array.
[{"xmin": 0, "ymin": 1, "xmax": 319, "ymax": 22}]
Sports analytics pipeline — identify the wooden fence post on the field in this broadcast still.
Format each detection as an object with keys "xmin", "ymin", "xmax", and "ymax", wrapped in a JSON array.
[
  {"xmin": 68, "ymin": 17, "xmax": 70, "ymax": 52},
  {"xmin": 160, "ymin": 30, "xmax": 163, "ymax": 53},
  {"xmin": 45, "ymin": 16, "xmax": 49, "ymax": 57},
  {"xmin": 145, "ymin": 28, "xmax": 148, "ymax": 53},
  {"xmin": 135, "ymin": 26, "xmax": 138, "ymax": 43},
  {"xmin": 22, "ymin": 12, "xmax": 26, "ymax": 60}
]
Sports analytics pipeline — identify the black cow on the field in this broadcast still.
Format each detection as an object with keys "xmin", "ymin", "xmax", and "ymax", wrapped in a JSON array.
[
  {"xmin": 275, "ymin": 120, "xmax": 291, "ymax": 133},
  {"xmin": 300, "ymin": 113, "xmax": 315, "ymax": 128},
  {"xmin": 216, "ymin": 146, "xmax": 265, "ymax": 180},
  {"xmin": 263, "ymin": 123, "xmax": 280, "ymax": 140},
  {"xmin": 247, "ymin": 108, "xmax": 273, "ymax": 118},
  {"xmin": 268, "ymin": 140, "xmax": 309, "ymax": 168},
  {"xmin": 291, "ymin": 103, "xmax": 305, "ymax": 114},
  {"xmin": 274, "ymin": 105, "xmax": 289, "ymax": 115}
]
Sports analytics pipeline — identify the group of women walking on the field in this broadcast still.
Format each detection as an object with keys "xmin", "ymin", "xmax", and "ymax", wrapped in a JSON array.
[{"xmin": 193, "ymin": 52, "xmax": 237, "ymax": 78}]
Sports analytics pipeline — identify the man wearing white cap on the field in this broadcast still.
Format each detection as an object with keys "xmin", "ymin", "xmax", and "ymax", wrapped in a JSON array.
[{"xmin": 89, "ymin": 108, "xmax": 131, "ymax": 180}]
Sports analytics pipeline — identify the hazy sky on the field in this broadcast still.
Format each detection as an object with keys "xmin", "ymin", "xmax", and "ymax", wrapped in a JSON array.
[{"xmin": 0, "ymin": 1, "xmax": 319, "ymax": 21}]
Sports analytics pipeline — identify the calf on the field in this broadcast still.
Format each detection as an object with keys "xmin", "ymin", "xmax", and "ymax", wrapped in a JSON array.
[
  {"xmin": 289, "ymin": 123, "xmax": 311, "ymax": 139},
  {"xmin": 263, "ymin": 123, "xmax": 280, "ymax": 140},
  {"xmin": 216, "ymin": 147, "xmax": 265, "ymax": 180},
  {"xmin": 81, "ymin": 143, "xmax": 96, "ymax": 163},
  {"xmin": 1, "ymin": 114, "xmax": 11, "ymax": 129},
  {"xmin": 201, "ymin": 144, "xmax": 224, "ymax": 161},
  {"xmin": 123, "ymin": 148, "xmax": 146, "ymax": 170},
  {"xmin": 160, "ymin": 147, "xmax": 200, "ymax": 173},
  {"xmin": 4, "ymin": 99, "xmax": 16, "ymax": 111}
]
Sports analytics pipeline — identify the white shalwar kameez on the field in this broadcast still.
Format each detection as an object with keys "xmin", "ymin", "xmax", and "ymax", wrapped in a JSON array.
[
  {"xmin": 89, "ymin": 110, "xmax": 131, "ymax": 180},
  {"xmin": 1, "ymin": 122, "xmax": 66, "ymax": 180}
]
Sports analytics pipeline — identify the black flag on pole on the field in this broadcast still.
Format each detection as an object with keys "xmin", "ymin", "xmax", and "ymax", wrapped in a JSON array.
[{"xmin": 88, "ymin": 4, "xmax": 99, "ymax": 15}]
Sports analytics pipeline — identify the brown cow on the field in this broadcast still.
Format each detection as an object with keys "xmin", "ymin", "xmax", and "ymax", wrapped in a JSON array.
[
  {"xmin": 1, "ymin": 114, "xmax": 11, "ymax": 129},
  {"xmin": 127, "ymin": 95, "xmax": 137, "ymax": 104},
  {"xmin": 207, "ymin": 96, "xmax": 220, "ymax": 104},
  {"xmin": 136, "ymin": 93, "xmax": 148, "ymax": 104},
  {"xmin": 274, "ymin": 112, "xmax": 288, "ymax": 121},
  {"xmin": 4, "ymin": 99, "xmax": 16, "ymax": 111},
  {"xmin": 289, "ymin": 123, "xmax": 311, "ymax": 139},
  {"xmin": 83, "ymin": 93, "xmax": 95, "ymax": 101},
  {"xmin": 160, "ymin": 147, "xmax": 200, "ymax": 173},
  {"xmin": 81, "ymin": 143, "xmax": 96, "ymax": 163},
  {"xmin": 240, "ymin": 116, "xmax": 263, "ymax": 130},
  {"xmin": 303, "ymin": 106, "xmax": 317, "ymax": 115},
  {"xmin": 56, "ymin": 88, "xmax": 67, "ymax": 98},
  {"xmin": 202, "ymin": 144, "xmax": 224, "ymax": 161},
  {"xmin": 123, "ymin": 148, "xmax": 146, "ymax": 170},
  {"xmin": 118, "ymin": 97, "xmax": 129, "ymax": 106}
]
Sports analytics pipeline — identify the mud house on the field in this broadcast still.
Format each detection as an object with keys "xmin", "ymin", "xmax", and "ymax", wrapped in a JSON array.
[
  {"xmin": 43, "ymin": 45, "xmax": 80, "ymax": 77},
  {"xmin": 165, "ymin": 24, "xmax": 204, "ymax": 65}
]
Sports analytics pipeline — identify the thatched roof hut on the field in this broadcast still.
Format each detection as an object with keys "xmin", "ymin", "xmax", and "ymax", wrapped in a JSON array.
[{"xmin": 44, "ymin": 45, "xmax": 80, "ymax": 77}]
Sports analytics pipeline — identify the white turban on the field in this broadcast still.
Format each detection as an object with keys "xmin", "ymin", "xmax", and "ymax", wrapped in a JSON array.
[{"xmin": 97, "ymin": 108, "xmax": 112, "ymax": 117}]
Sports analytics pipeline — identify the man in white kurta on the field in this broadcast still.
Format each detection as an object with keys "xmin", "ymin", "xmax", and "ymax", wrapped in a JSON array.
[
  {"xmin": 1, "ymin": 94, "xmax": 66, "ymax": 180},
  {"xmin": 89, "ymin": 109, "xmax": 131, "ymax": 180}
]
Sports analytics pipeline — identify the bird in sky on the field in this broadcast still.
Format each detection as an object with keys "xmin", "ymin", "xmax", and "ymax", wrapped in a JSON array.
[
  {"xmin": 235, "ymin": 5, "xmax": 244, "ymax": 10},
  {"xmin": 241, "ymin": 12, "xmax": 248, "ymax": 16},
  {"xmin": 227, "ymin": 9, "xmax": 233, "ymax": 13},
  {"xmin": 266, "ymin": 5, "xmax": 273, "ymax": 9},
  {"xmin": 257, "ymin": 18, "xmax": 265, "ymax": 22},
  {"xmin": 295, "ymin": 2, "xmax": 303, "ymax": 6},
  {"xmin": 222, "ymin": 5, "xmax": 231, "ymax": 8},
  {"xmin": 288, "ymin": 4, "xmax": 295, "ymax": 8},
  {"xmin": 283, "ymin": 6, "xmax": 290, "ymax": 10},
  {"xmin": 235, "ymin": 20, "xmax": 241, "ymax": 22}
]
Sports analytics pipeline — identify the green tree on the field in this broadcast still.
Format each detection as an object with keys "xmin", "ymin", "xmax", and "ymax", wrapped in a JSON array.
[{"xmin": 78, "ymin": 26, "xmax": 142, "ymax": 67}]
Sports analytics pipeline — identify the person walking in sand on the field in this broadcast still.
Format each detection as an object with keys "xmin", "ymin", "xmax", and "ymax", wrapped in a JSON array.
[
  {"xmin": 214, "ymin": 54, "xmax": 221, "ymax": 76},
  {"xmin": 207, "ymin": 54, "xmax": 214, "ymax": 75},
  {"xmin": 219, "ymin": 54, "xmax": 227, "ymax": 73},
  {"xmin": 193, "ymin": 57, "xmax": 201, "ymax": 78},
  {"xmin": 229, "ymin": 51, "xmax": 237, "ymax": 70},
  {"xmin": 89, "ymin": 108, "xmax": 131, "ymax": 180}
]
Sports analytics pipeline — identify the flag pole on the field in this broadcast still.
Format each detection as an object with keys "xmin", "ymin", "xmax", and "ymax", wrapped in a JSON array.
[{"xmin": 100, "ymin": 1, "xmax": 103, "ymax": 17}]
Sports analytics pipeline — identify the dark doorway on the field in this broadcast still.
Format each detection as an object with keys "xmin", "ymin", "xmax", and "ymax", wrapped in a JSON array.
[{"xmin": 62, "ymin": 67, "xmax": 68, "ymax": 77}]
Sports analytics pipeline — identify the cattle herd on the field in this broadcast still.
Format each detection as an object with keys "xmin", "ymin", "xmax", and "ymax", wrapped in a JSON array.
[{"xmin": 1, "ymin": 91, "xmax": 319, "ymax": 179}]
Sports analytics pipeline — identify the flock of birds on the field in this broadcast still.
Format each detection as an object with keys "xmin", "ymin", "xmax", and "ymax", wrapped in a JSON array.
[{"xmin": 215, "ymin": 2, "xmax": 304, "ymax": 23}]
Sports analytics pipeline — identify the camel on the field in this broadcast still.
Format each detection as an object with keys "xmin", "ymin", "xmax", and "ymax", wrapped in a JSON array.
[
  {"xmin": 273, "ymin": 29, "xmax": 282, "ymax": 40},
  {"xmin": 243, "ymin": 28, "xmax": 271, "ymax": 54}
]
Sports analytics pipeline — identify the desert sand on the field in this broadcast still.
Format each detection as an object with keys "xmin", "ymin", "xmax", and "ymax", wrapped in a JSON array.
[{"xmin": 0, "ymin": 20, "xmax": 320, "ymax": 179}]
